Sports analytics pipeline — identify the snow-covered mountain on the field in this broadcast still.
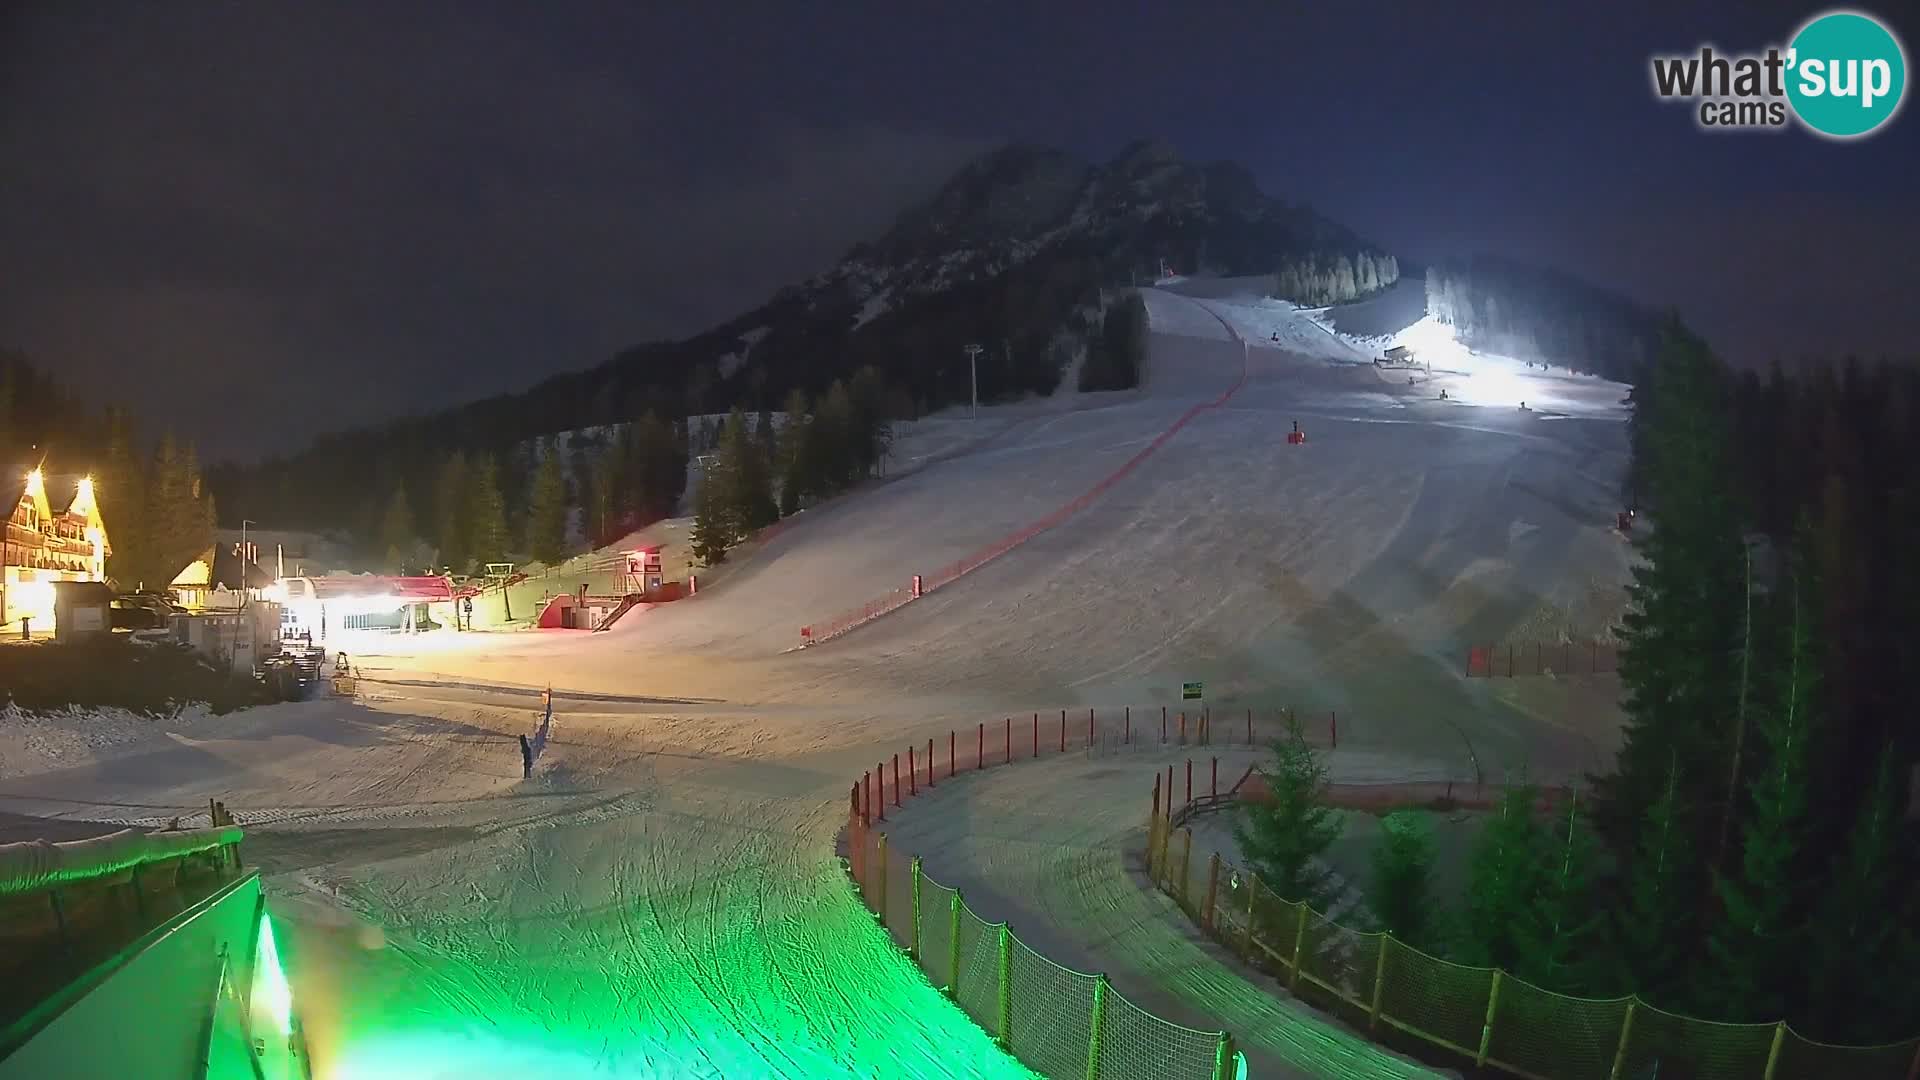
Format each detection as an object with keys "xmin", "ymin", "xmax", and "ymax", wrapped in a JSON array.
[{"xmin": 613, "ymin": 140, "xmax": 1399, "ymax": 417}]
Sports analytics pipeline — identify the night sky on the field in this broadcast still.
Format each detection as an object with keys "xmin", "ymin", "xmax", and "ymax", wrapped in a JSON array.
[{"xmin": 3, "ymin": 1, "xmax": 1915, "ymax": 460}]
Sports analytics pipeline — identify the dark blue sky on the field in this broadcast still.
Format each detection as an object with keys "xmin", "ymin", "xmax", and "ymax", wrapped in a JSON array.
[{"xmin": 2, "ymin": 1, "xmax": 1914, "ymax": 459}]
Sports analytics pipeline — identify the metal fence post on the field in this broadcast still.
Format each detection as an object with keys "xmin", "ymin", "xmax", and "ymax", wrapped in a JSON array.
[
  {"xmin": 1608, "ymin": 998, "xmax": 1638, "ymax": 1080},
  {"xmin": 947, "ymin": 890, "xmax": 963, "ymax": 1000},
  {"xmin": 1762, "ymin": 1022, "xmax": 1787, "ymax": 1080},
  {"xmin": 1477, "ymin": 970, "xmax": 1503, "ymax": 1068},
  {"xmin": 1370, "ymin": 935, "xmax": 1390, "ymax": 1031},
  {"xmin": 875, "ymin": 833, "xmax": 888, "ymax": 929},
  {"xmin": 996, "ymin": 923, "xmax": 1013, "ymax": 1048},
  {"xmin": 1211, "ymin": 1032, "xmax": 1235, "ymax": 1080},
  {"xmin": 1084, "ymin": 974, "xmax": 1109, "ymax": 1080},
  {"xmin": 910, "ymin": 856, "xmax": 923, "ymax": 962}
]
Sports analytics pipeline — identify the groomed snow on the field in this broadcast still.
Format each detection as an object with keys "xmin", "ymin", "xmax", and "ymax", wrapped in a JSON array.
[{"xmin": 0, "ymin": 284, "xmax": 1635, "ymax": 1077}]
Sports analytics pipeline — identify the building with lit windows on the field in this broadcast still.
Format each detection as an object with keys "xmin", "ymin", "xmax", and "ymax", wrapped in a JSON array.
[{"xmin": 2, "ymin": 467, "xmax": 110, "ymax": 630}]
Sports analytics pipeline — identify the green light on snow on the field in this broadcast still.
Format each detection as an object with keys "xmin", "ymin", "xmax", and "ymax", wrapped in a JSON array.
[{"xmin": 254, "ymin": 912, "xmax": 295, "ymax": 1037}]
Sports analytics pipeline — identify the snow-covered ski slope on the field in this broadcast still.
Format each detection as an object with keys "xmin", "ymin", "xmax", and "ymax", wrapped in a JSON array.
[{"xmin": 0, "ymin": 279, "xmax": 1634, "ymax": 1079}]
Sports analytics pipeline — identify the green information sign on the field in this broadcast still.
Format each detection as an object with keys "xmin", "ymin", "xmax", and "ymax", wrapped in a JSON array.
[{"xmin": 1181, "ymin": 681, "xmax": 1203, "ymax": 700}]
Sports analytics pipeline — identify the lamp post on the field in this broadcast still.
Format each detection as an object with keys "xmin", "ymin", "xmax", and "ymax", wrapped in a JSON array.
[{"xmin": 964, "ymin": 344, "xmax": 983, "ymax": 420}]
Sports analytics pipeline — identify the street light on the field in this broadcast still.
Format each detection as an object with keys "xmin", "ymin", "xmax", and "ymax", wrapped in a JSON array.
[{"xmin": 964, "ymin": 344, "xmax": 983, "ymax": 420}]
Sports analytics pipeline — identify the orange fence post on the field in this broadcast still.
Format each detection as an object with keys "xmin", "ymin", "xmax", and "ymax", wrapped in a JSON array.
[
  {"xmin": 908, "ymin": 746, "xmax": 917, "ymax": 796},
  {"xmin": 875, "ymin": 764, "xmax": 886, "ymax": 822},
  {"xmin": 894, "ymin": 754, "xmax": 902, "ymax": 807}
]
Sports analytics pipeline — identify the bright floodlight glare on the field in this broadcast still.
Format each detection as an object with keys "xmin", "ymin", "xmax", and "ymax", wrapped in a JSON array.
[
  {"xmin": 24, "ymin": 468, "xmax": 44, "ymax": 497},
  {"xmin": 254, "ymin": 911, "xmax": 295, "ymax": 1037}
]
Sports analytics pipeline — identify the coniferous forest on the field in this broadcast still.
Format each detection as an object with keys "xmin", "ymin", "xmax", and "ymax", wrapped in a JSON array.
[{"xmin": 1594, "ymin": 329, "xmax": 1920, "ymax": 1038}]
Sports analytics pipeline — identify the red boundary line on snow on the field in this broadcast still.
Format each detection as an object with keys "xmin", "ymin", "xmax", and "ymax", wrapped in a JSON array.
[{"xmin": 798, "ymin": 298, "xmax": 1250, "ymax": 648}]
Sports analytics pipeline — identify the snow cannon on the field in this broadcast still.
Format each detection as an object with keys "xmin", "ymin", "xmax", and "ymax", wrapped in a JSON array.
[{"xmin": 1286, "ymin": 420, "xmax": 1306, "ymax": 445}]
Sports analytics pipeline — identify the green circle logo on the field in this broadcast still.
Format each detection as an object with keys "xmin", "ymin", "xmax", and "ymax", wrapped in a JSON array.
[{"xmin": 1786, "ymin": 10, "xmax": 1907, "ymax": 138}]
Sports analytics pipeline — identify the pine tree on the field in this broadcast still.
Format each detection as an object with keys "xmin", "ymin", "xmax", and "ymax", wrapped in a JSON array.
[
  {"xmin": 588, "ymin": 440, "xmax": 626, "ymax": 545},
  {"xmin": 688, "ymin": 457, "xmax": 733, "ymax": 566},
  {"xmin": 814, "ymin": 381, "xmax": 854, "ymax": 490},
  {"xmin": 1802, "ymin": 749, "xmax": 1915, "ymax": 1042},
  {"xmin": 1592, "ymin": 321, "xmax": 1746, "ymax": 864},
  {"xmin": 719, "ymin": 405, "xmax": 777, "ymax": 533},
  {"xmin": 1611, "ymin": 754, "xmax": 1701, "ymax": 1006},
  {"xmin": 1232, "ymin": 715, "xmax": 1341, "ymax": 908},
  {"xmin": 380, "ymin": 485, "xmax": 415, "ymax": 573},
  {"xmin": 1365, "ymin": 810, "xmax": 1443, "ymax": 952},
  {"xmin": 1515, "ymin": 795, "xmax": 1607, "ymax": 994},
  {"xmin": 435, "ymin": 451, "xmax": 471, "ymax": 574},
  {"xmin": 756, "ymin": 407, "xmax": 778, "ymax": 482},
  {"xmin": 1705, "ymin": 535, "xmax": 1820, "ymax": 1022},
  {"xmin": 526, "ymin": 446, "xmax": 568, "ymax": 566},
  {"xmin": 1463, "ymin": 782, "xmax": 1545, "ymax": 970},
  {"xmin": 777, "ymin": 388, "xmax": 812, "ymax": 516},
  {"xmin": 100, "ymin": 409, "xmax": 147, "ymax": 588},
  {"xmin": 467, "ymin": 455, "xmax": 508, "ymax": 569}
]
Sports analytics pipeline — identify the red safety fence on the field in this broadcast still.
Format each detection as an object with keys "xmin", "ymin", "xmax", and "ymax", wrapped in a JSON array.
[
  {"xmin": 801, "ymin": 340, "xmax": 1250, "ymax": 647},
  {"xmin": 1465, "ymin": 640, "xmax": 1619, "ymax": 678}
]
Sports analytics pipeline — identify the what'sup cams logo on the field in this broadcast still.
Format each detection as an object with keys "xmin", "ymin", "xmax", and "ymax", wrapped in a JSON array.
[{"xmin": 1650, "ymin": 9, "xmax": 1907, "ymax": 138}]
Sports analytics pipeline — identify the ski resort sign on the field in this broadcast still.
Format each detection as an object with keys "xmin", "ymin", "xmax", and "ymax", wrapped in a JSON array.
[
  {"xmin": 1181, "ymin": 681, "xmax": 1204, "ymax": 701},
  {"xmin": 1648, "ymin": 9, "xmax": 1906, "ymax": 138}
]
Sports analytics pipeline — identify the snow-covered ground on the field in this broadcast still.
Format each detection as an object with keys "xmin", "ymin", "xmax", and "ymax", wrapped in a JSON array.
[{"xmin": 0, "ymin": 283, "xmax": 1635, "ymax": 1077}]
